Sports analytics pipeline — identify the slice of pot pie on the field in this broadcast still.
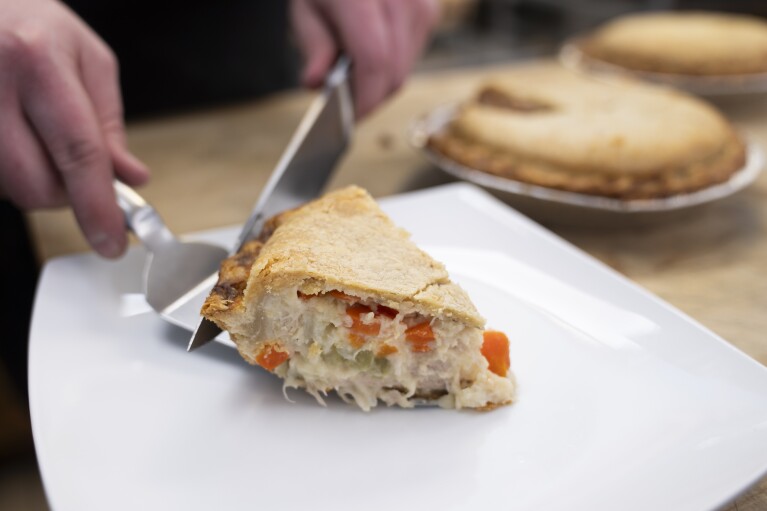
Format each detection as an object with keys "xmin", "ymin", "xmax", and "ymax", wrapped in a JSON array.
[
  {"xmin": 201, "ymin": 186, "xmax": 515, "ymax": 411},
  {"xmin": 579, "ymin": 12, "xmax": 767, "ymax": 76},
  {"xmin": 428, "ymin": 65, "xmax": 746, "ymax": 200}
]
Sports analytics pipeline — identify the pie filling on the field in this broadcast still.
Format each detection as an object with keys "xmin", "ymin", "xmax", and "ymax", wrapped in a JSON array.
[{"xmin": 233, "ymin": 289, "xmax": 512, "ymax": 411}]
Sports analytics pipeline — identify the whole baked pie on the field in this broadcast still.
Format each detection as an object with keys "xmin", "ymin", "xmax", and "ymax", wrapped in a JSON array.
[
  {"xmin": 578, "ymin": 11, "xmax": 767, "ymax": 76},
  {"xmin": 428, "ymin": 66, "xmax": 746, "ymax": 200}
]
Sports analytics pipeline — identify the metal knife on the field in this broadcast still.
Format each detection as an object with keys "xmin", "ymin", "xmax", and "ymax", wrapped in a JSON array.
[{"xmin": 187, "ymin": 55, "xmax": 354, "ymax": 351}]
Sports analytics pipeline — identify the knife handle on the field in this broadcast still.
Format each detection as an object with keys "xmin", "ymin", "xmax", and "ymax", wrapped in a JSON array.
[{"xmin": 114, "ymin": 180, "xmax": 177, "ymax": 253}]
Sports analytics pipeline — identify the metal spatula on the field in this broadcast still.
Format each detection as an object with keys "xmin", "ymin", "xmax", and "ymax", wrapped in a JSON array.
[
  {"xmin": 187, "ymin": 55, "xmax": 353, "ymax": 351},
  {"xmin": 114, "ymin": 181, "xmax": 228, "ymax": 328}
]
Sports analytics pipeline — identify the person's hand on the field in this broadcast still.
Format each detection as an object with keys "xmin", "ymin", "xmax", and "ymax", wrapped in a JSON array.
[
  {"xmin": 0, "ymin": 0, "xmax": 148, "ymax": 258},
  {"xmin": 291, "ymin": 0, "xmax": 440, "ymax": 118}
]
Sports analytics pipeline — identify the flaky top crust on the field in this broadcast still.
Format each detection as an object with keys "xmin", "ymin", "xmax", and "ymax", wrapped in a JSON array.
[
  {"xmin": 451, "ymin": 66, "xmax": 739, "ymax": 176},
  {"xmin": 202, "ymin": 186, "xmax": 484, "ymax": 329},
  {"xmin": 581, "ymin": 12, "xmax": 767, "ymax": 76}
]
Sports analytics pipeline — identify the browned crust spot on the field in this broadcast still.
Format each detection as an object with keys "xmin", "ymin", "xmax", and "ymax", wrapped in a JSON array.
[
  {"xmin": 201, "ymin": 239, "xmax": 264, "ymax": 319},
  {"xmin": 477, "ymin": 87, "xmax": 555, "ymax": 113},
  {"xmin": 201, "ymin": 207, "xmax": 302, "ymax": 321}
]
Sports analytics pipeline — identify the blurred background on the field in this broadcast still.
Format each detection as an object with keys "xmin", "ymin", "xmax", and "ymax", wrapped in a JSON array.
[
  {"xmin": 425, "ymin": 0, "xmax": 767, "ymax": 70},
  {"xmin": 1, "ymin": 0, "xmax": 765, "ymax": 509}
]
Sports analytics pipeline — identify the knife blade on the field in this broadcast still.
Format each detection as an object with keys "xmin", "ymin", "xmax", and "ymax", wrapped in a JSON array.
[{"xmin": 186, "ymin": 55, "xmax": 353, "ymax": 351}]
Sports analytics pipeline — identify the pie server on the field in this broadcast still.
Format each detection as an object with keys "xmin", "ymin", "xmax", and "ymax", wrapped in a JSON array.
[
  {"xmin": 114, "ymin": 181, "xmax": 230, "ymax": 328},
  {"xmin": 186, "ymin": 55, "xmax": 354, "ymax": 351}
]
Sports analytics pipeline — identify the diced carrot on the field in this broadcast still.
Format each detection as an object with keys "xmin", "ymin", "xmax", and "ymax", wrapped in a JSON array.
[
  {"xmin": 349, "ymin": 333, "xmax": 366, "ymax": 349},
  {"xmin": 376, "ymin": 305, "xmax": 398, "ymax": 319},
  {"xmin": 377, "ymin": 343, "xmax": 398, "ymax": 357},
  {"xmin": 481, "ymin": 330, "xmax": 510, "ymax": 377},
  {"xmin": 347, "ymin": 303, "xmax": 372, "ymax": 314},
  {"xmin": 405, "ymin": 322, "xmax": 435, "ymax": 353},
  {"xmin": 255, "ymin": 343, "xmax": 290, "ymax": 372},
  {"xmin": 346, "ymin": 304, "xmax": 381, "ymax": 336},
  {"xmin": 409, "ymin": 340, "xmax": 432, "ymax": 353},
  {"xmin": 328, "ymin": 290, "xmax": 357, "ymax": 303},
  {"xmin": 405, "ymin": 322, "xmax": 435, "ymax": 342}
]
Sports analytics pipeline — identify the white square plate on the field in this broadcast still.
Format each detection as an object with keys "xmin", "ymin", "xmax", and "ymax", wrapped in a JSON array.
[{"xmin": 30, "ymin": 183, "xmax": 767, "ymax": 511}]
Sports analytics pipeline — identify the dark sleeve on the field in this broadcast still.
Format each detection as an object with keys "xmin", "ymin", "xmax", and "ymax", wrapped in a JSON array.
[
  {"xmin": 673, "ymin": 0, "xmax": 767, "ymax": 16},
  {"xmin": 66, "ymin": 0, "xmax": 298, "ymax": 118}
]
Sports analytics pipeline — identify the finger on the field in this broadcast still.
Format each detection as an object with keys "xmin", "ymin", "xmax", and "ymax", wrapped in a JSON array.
[
  {"xmin": 322, "ymin": 0, "xmax": 392, "ymax": 118},
  {"xmin": 78, "ymin": 31, "xmax": 149, "ymax": 187},
  {"xmin": 0, "ymin": 91, "xmax": 66, "ymax": 208},
  {"xmin": 290, "ymin": 0, "xmax": 338, "ymax": 89},
  {"xmin": 382, "ymin": 0, "xmax": 440, "ymax": 87},
  {"xmin": 410, "ymin": 0, "xmax": 441, "ymax": 53},
  {"xmin": 20, "ymin": 48, "xmax": 126, "ymax": 258},
  {"xmin": 382, "ymin": 0, "xmax": 411, "ymax": 92}
]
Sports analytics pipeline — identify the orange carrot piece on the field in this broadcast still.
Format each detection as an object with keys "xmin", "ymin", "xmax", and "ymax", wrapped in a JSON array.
[
  {"xmin": 349, "ymin": 333, "xmax": 367, "ymax": 349},
  {"xmin": 405, "ymin": 322, "xmax": 435, "ymax": 342},
  {"xmin": 376, "ymin": 305, "xmax": 398, "ymax": 319},
  {"xmin": 329, "ymin": 290, "xmax": 357, "ymax": 303},
  {"xmin": 377, "ymin": 343, "xmax": 398, "ymax": 357},
  {"xmin": 255, "ymin": 343, "xmax": 290, "ymax": 372},
  {"xmin": 346, "ymin": 304, "xmax": 381, "ymax": 336},
  {"xmin": 405, "ymin": 322, "xmax": 435, "ymax": 353},
  {"xmin": 481, "ymin": 330, "xmax": 510, "ymax": 377},
  {"xmin": 408, "ymin": 340, "xmax": 432, "ymax": 353}
]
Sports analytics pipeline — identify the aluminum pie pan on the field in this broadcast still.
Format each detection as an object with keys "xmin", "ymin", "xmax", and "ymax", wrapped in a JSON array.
[
  {"xmin": 410, "ymin": 103, "xmax": 764, "ymax": 214},
  {"xmin": 559, "ymin": 38, "xmax": 767, "ymax": 98}
]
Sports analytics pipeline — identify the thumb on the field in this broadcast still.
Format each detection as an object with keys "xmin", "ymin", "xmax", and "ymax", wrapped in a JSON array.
[{"xmin": 291, "ymin": 0, "xmax": 338, "ymax": 88}]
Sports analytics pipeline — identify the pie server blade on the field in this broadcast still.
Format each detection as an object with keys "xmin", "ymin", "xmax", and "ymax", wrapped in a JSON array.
[{"xmin": 184, "ymin": 55, "xmax": 354, "ymax": 351}]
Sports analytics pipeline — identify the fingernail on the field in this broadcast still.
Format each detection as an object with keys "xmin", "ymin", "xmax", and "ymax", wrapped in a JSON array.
[
  {"xmin": 128, "ymin": 151, "xmax": 149, "ymax": 173},
  {"xmin": 91, "ymin": 232, "xmax": 123, "ymax": 258},
  {"xmin": 124, "ymin": 152, "xmax": 151, "ymax": 181}
]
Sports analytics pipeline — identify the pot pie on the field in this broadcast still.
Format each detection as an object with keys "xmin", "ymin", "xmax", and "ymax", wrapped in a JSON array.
[
  {"xmin": 202, "ymin": 186, "xmax": 515, "ymax": 411},
  {"xmin": 428, "ymin": 66, "xmax": 746, "ymax": 199},
  {"xmin": 578, "ymin": 11, "xmax": 767, "ymax": 76}
]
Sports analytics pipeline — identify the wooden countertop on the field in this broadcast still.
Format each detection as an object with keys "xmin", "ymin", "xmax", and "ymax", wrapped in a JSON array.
[{"xmin": 27, "ymin": 61, "xmax": 767, "ymax": 509}]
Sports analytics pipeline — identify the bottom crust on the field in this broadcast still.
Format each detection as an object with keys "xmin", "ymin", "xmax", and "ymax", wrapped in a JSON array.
[{"xmin": 428, "ymin": 129, "xmax": 746, "ymax": 200}]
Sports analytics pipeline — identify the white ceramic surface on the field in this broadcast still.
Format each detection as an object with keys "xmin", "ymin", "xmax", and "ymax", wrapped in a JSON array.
[{"xmin": 30, "ymin": 184, "xmax": 767, "ymax": 511}]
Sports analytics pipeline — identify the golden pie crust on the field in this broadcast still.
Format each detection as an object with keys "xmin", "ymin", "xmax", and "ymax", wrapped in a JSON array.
[
  {"xmin": 579, "ymin": 12, "xmax": 767, "ymax": 76},
  {"xmin": 203, "ymin": 186, "xmax": 486, "ymax": 330},
  {"xmin": 427, "ymin": 66, "xmax": 746, "ymax": 200}
]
